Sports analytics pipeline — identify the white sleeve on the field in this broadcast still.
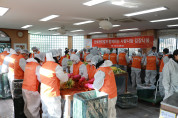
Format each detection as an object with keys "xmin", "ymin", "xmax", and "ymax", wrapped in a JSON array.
[
  {"xmin": 162, "ymin": 63, "xmax": 171, "ymax": 95},
  {"xmin": 144, "ymin": 57, "xmax": 147, "ymax": 66},
  {"xmin": 156, "ymin": 57, "xmax": 159, "ymax": 64},
  {"xmin": 163, "ymin": 56, "xmax": 169, "ymax": 64},
  {"xmin": 36, "ymin": 66, "xmax": 41, "ymax": 82},
  {"xmin": 62, "ymin": 58, "xmax": 68, "ymax": 71},
  {"xmin": 125, "ymin": 55, "xmax": 130, "ymax": 64},
  {"xmin": 141, "ymin": 58, "xmax": 144, "ymax": 64},
  {"xmin": 108, "ymin": 55, "xmax": 110, "ymax": 60},
  {"xmin": 19, "ymin": 58, "xmax": 26, "ymax": 71},
  {"xmin": 70, "ymin": 64, "xmax": 73, "ymax": 74},
  {"xmin": 1, "ymin": 55, "xmax": 10, "ymax": 73},
  {"xmin": 56, "ymin": 65, "xmax": 68, "ymax": 82},
  {"xmin": 93, "ymin": 70, "xmax": 105, "ymax": 90},
  {"xmin": 79, "ymin": 64, "xmax": 88, "ymax": 79}
]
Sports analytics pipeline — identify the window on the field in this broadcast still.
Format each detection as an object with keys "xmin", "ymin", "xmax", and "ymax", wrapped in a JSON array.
[
  {"xmin": 73, "ymin": 36, "xmax": 84, "ymax": 51},
  {"xmin": 159, "ymin": 37, "xmax": 176, "ymax": 54},
  {"xmin": 30, "ymin": 35, "xmax": 68, "ymax": 55}
]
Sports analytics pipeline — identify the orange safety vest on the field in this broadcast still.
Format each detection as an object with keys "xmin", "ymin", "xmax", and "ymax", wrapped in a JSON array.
[
  {"xmin": 30, "ymin": 51, "xmax": 40, "ymax": 58},
  {"xmin": 103, "ymin": 54, "xmax": 109, "ymax": 60},
  {"xmin": 40, "ymin": 61, "xmax": 60, "ymax": 97},
  {"xmin": 118, "ymin": 53, "xmax": 127, "ymax": 66},
  {"xmin": 86, "ymin": 64, "xmax": 96, "ymax": 80},
  {"xmin": 84, "ymin": 53, "xmax": 88, "ymax": 62},
  {"xmin": 146, "ymin": 56, "xmax": 157, "ymax": 70},
  {"xmin": 14, "ymin": 54, "xmax": 25, "ymax": 79},
  {"xmin": 110, "ymin": 53, "xmax": 117, "ymax": 65},
  {"xmin": 59, "ymin": 56, "xmax": 65, "ymax": 66},
  {"xmin": 159, "ymin": 55, "xmax": 169, "ymax": 72},
  {"xmin": 73, "ymin": 61, "xmax": 84, "ymax": 76},
  {"xmin": 97, "ymin": 67, "xmax": 117, "ymax": 99},
  {"xmin": 8, "ymin": 54, "xmax": 18, "ymax": 73},
  {"xmin": 22, "ymin": 62, "xmax": 40, "ymax": 91},
  {"xmin": 132, "ymin": 56, "xmax": 142, "ymax": 69},
  {"xmin": 0, "ymin": 51, "xmax": 8, "ymax": 65}
]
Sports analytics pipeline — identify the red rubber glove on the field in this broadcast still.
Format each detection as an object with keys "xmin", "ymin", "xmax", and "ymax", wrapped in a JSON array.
[
  {"xmin": 72, "ymin": 75, "xmax": 81, "ymax": 80},
  {"xmin": 84, "ymin": 83, "xmax": 93, "ymax": 89},
  {"xmin": 79, "ymin": 77, "xmax": 86, "ymax": 84},
  {"xmin": 68, "ymin": 73, "xmax": 73, "ymax": 78},
  {"xmin": 87, "ymin": 78, "xmax": 94, "ymax": 84}
]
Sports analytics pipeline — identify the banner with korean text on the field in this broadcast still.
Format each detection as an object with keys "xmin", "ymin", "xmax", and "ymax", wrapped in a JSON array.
[{"xmin": 92, "ymin": 36, "xmax": 154, "ymax": 48}]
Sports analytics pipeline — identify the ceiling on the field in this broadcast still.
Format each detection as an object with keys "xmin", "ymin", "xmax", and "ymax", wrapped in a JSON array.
[{"xmin": 0, "ymin": 0, "xmax": 178, "ymax": 36}]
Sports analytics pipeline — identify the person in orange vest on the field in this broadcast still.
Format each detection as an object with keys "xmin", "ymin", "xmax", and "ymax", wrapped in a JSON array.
[
  {"xmin": 144, "ymin": 53, "xmax": 159, "ymax": 85},
  {"xmin": 22, "ymin": 53, "xmax": 45, "ymax": 118},
  {"xmin": 69, "ymin": 49, "xmax": 73, "ymax": 56},
  {"xmin": 109, "ymin": 50, "xmax": 118, "ymax": 65},
  {"xmin": 69, "ymin": 54, "xmax": 88, "ymax": 82},
  {"xmin": 131, "ymin": 53, "xmax": 144, "ymax": 88},
  {"xmin": 30, "ymin": 46, "xmax": 40, "ymax": 58},
  {"xmin": 40, "ymin": 50, "xmax": 68, "ymax": 118},
  {"xmin": 14, "ymin": 49, "xmax": 29, "ymax": 80},
  {"xmin": 0, "ymin": 48, "xmax": 9, "ymax": 73},
  {"xmin": 8, "ymin": 49, "xmax": 19, "ymax": 97},
  {"xmin": 85, "ymin": 54, "xmax": 96, "ymax": 84},
  {"xmin": 118, "ymin": 49, "xmax": 130, "ymax": 71},
  {"xmin": 85, "ymin": 55, "xmax": 117, "ymax": 118},
  {"xmin": 159, "ymin": 48, "xmax": 169, "ymax": 97},
  {"xmin": 103, "ymin": 49, "xmax": 110, "ymax": 60}
]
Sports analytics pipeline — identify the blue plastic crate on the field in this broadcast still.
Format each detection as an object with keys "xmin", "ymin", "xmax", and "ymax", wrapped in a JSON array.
[{"xmin": 73, "ymin": 90, "xmax": 108, "ymax": 118}]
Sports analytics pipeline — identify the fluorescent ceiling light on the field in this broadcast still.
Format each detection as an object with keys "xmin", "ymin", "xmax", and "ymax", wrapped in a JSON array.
[
  {"xmin": 83, "ymin": 0, "xmax": 108, "ymax": 6},
  {"xmin": 150, "ymin": 17, "xmax": 178, "ymax": 23},
  {"xmin": 52, "ymin": 33, "xmax": 60, "ymax": 35},
  {"xmin": 99, "ymin": 24, "xmax": 120, "ymax": 28},
  {"xmin": 119, "ymin": 28, "xmax": 139, "ymax": 31},
  {"xmin": 0, "ymin": 7, "xmax": 9, "ymax": 16},
  {"xmin": 124, "ymin": 7, "xmax": 167, "ymax": 17},
  {"xmin": 89, "ymin": 32, "xmax": 102, "ymax": 34},
  {"xmin": 48, "ymin": 27, "xmax": 60, "ymax": 31},
  {"xmin": 40, "ymin": 15, "xmax": 59, "ymax": 21},
  {"xmin": 111, "ymin": 1, "xmax": 125, "ymax": 6},
  {"xmin": 167, "ymin": 24, "xmax": 178, "ymax": 27},
  {"xmin": 21, "ymin": 25, "xmax": 33, "ymax": 29},
  {"xmin": 73, "ymin": 20, "xmax": 94, "ymax": 25},
  {"xmin": 33, "ymin": 32, "xmax": 41, "ymax": 34},
  {"xmin": 70, "ymin": 29, "xmax": 84, "ymax": 32}
]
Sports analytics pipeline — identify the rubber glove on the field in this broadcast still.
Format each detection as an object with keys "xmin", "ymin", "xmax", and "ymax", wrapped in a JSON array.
[
  {"xmin": 87, "ymin": 78, "xmax": 94, "ymax": 84},
  {"xmin": 72, "ymin": 75, "xmax": 81, "ymax": 80},
  {"xmin": 84, "ymin": 83, "xmax": 93, "ymax": 89},
  {"xmin": 68, "ymin": 73, "xmax": 73, "ymax": 78},
  {"xmin": 79, "ymin": 77, "xmax": 86, "ymax": 84}
]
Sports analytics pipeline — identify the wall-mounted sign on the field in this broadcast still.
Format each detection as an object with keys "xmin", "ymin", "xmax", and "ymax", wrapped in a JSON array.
[
  {"xmin": 92, "ymin": 36, "xmax": 154, "ymax": 48},
  {"xmin": 14, "ymin": 43, "xmax": 27, "ymax": 50}
]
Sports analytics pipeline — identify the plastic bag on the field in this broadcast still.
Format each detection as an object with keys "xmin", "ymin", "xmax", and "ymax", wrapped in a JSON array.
[{"xmin": 0, "ymin": 73, "xmax": 11, "ymax": 98}]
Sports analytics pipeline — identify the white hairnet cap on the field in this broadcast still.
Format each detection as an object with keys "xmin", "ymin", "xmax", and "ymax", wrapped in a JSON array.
[
  {"xmin": 112, "ymin": 50, "xmax": 116, "ymax": 53},
  {"xmin": 10, "ymin": 49, "xmax": 16, "ymax": 54},
  {"xmin": 21, "ymin": 49, "xmax": 29, "ymax": 54},
  {"xmin": 35, "ymin": 52, "xmax": 46, "ymax": 62},
  {"xmin": 4, "ymin": 48, "xmax": 9, "ymax": 52},
  {"xmin": 31, "ymin": 47, "xmax": 38, "ymax": 51},
  {"xmin": 90, "ymin": 48, "xmax": 99, "ymax": 56},
  {"xmin": 15, "ymin": 48, "xmax": 21, "ymax": 53},
  {"xmin": 91, "ymin": 55, "xmax": 103, "ymax": 65},
  {"xmin": 70, "ymin": 54, "xmax": 80, "ymax": 63},
  {"xmin": 51, "ymin": 49, "xmax": 60, "ymax": 57},
  {"xmin": 86, "ymin": 54, "xmax": 93, "ymax": 62}
]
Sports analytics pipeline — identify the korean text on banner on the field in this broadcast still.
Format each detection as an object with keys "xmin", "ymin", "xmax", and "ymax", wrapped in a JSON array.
[{"xmin": 92, "ymin": 36, "xmax": 154, "ymax": 48}]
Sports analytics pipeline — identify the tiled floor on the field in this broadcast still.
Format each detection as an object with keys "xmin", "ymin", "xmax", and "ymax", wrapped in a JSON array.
[{"xmin": 0, "ymin": 98, "xmax": 160, "ymax": 118}]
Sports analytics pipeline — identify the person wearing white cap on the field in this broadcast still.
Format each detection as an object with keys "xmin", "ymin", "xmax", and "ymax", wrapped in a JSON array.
[
  {"xmin": 144, "ymin": 52, "xmax": 159, "ymax": 85},
  {"xmin": 1, "ymin": 48, "xmax": 11, "ymax": 74},
  {"xmin": 0, "ymin": 48, "xmax": 9, "ymax": 74},
  {"xmin": 30, "ymin": 46, "xmax": 40, "ymax": 58},
  {"xmin": 118, "ymin": 49, "xmax": 130, "ymax": 71},
  {"xmin": 14, "ymin": 49, "xmax": 29, "ymax": 80},
  {"xmin": 103, "ymin": 49, "xmax": 110, "ymax": 60},
  {"xmin": 40, "ymin": 50, "xmax": 68, "ymax": 118},
  {"xmin": 85, "ymin": 55, "xmax": 117, "ymax": 118},
  {"xmin": 22, "ymin": 53, "xmax": 45, "ymax": 118},
  {"xmin": 69, "ymin": 54, "xmax": 88, "ymax": 82},
  {"xmin": 15, "ymin": 48, "xmax": 21, "ymax": 56},
  {"xmin": 8, "ymin": 49, "xmax": 19, "ymax": 97},
  {"xmin": 109, "ymin": 50, "xmax": 118, "ymax": 65}
]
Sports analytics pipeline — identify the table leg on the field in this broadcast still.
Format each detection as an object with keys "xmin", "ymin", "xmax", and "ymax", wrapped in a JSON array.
[
  {"xmin": 64, "ymin": 96, "xmax": 71, "ymax": 118},
  {"xmin": 125, "ymin": 74, "xmax": 128, "ymax": 93}
]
